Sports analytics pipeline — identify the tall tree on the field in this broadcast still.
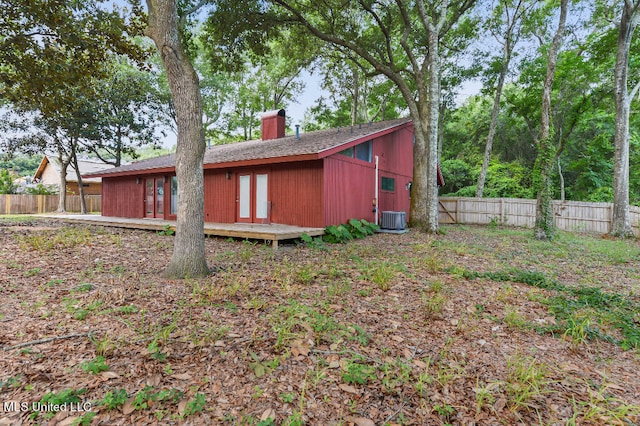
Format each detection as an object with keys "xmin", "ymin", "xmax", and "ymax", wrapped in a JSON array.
[
  {"xmin": 611, "ymin": 0, "xmax": 640, "ymax": 237},
  {"xmin": 532, "ymin": 0, "xmax": 568, "ymax": 240},
  {"xmin": 476, "ymin": 0, "xmax": 534, "ymax": 197},
  {"xmin": 83, "ymin": 62, "xmax": 167, "ymax": 167},
  {"xmin": 208, "ymin": 0, "xmax": 478, "ymax": 233},
  {"xmin": 145, "ymin": 0, "xmax": 210, "ymax": 278},
  {"xmin": 0, "ymin": 0, "xmax": 147, "ymax": 115}
]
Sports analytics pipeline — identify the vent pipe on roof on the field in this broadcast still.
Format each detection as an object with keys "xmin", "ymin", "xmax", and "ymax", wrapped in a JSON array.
[{"xmin": 295, "ymin": 124, "xmax": 300, "ymax": 140}]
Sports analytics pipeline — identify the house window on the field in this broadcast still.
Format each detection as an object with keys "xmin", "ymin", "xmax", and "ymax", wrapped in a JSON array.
[
  {"xmin": 170, "ymin": 176, "xmax": 178, "ymax": 216},
  {"xmin": 339, "ymin": 140, "xmax": 372, "ymax": 162},
  {"xmin": 339, "ymin": 147, "xmax": 354, "ymax": 157},
  {"xmin": 381, "ymin": 177, "xmax": 395, "ymax": 192},
  {"xmin": 356, "ymin": 140, "xmax": 372, "ymax": 162}
]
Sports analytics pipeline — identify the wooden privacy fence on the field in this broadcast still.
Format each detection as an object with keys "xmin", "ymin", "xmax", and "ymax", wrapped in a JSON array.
[
  {"xmin": 439, "ymin": 197, "xmax": 640, "ymax": 236},
  {"xmin": 1, "ymin": 195, "xmax": 101, "ymax": 215}
]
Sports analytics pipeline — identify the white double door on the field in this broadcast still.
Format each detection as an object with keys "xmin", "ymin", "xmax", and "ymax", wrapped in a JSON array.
[{"xmin": 237, "ymin": 172, "xmax": 269, "ymax": 223}]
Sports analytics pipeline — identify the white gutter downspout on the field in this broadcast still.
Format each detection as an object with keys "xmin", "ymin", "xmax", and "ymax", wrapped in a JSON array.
[{"xmin": 374, "ymin": 155, "xmax": 379, "ymax": 226}]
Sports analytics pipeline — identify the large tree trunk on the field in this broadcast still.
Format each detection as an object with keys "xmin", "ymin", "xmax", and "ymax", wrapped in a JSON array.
[
  {"xmin": 409, "ymin": 30, "xmax": 440, "ymax": 233},
  {"xmin": 477, "ymin": 46, "xmax": 510, "ymax": 198},
  {"xmin": 611, "ymin": 0, "xmax": 639, "ymax": 238},
  {"xmin": 71, "ymin": 150, "xmax": 87, "ymax": 214},
  {"xmin": 425, "ymin": 28, "xmax": 441, "ymax": 234},
  {"xmin": 533, "ymin": 0, "xmax": 568, "ymax": 240},
  {"xmin": 146, "ymin": 0, "xmax": 210, "ymax": 278},
  {"xmin": 55, "ymin": 145, "xmax": 71, "ymax": 213}
]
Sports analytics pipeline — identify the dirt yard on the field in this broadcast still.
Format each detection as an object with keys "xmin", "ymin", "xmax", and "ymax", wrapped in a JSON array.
[{"xmin": 0, "ymin": 218, "xmax": 639, "ymax": 425}]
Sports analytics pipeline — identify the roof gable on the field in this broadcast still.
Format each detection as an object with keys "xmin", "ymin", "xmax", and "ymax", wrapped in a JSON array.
[{"xmin": 35, "ymin": 155, "xmax": 117, "ymax": 183}]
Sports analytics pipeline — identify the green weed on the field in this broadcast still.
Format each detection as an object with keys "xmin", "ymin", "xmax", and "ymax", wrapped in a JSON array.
[
  {"xmin": 30, "ymin": 388, "xmax": 87, "ymax": 420},
  {"xmin": 342, "ymin": 358, "xmax": 376, "ymax": 385},
  {"xmin": 100, "ymin": 389, "xmax": 128, "ymax": 410},
  {"xmin": 80, "ymin": 356, "xmax": 109, "ymax": 374},
  {"xmin": 183, "ymin": 393, "xmax": 206, "ymax": 416}
]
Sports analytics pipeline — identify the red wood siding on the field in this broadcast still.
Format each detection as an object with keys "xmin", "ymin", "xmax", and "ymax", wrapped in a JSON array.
[
  {"xmin": 269, "ymin": 161, "xmax": 323, "ymax": 228},
  {"xmin": 203, "ymin": 162, "xmax": 324, "ymax": 227},
  {"xmin": 375, "ymin": 127, "xmax": 413, "ymax": 219},
  {"xmin": 102, "ymin": 177, "xmax": 144, "ymax": 218},
  {"xmin": 204, "ymin": 170, "xmax": 236, "ymax": 223},
  {"xmin": 374, "ymin": 126, "xmax": 414, "ymax": 177},
  {"xmin": 324, "ymin": 126, "xmax": 414, "ymax": 226},
  {"xmin": 324, "ymin": 157, "xmax": 376, "ymax": 226}
]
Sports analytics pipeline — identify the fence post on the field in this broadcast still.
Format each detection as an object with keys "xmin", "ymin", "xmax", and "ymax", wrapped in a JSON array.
[{"xmin": 5, "ymin": 194, "xmax": 10, "ymax": 215}]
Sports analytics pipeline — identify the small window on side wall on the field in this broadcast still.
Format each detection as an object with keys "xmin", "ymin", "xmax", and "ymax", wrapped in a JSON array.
[
  {"xmin": 339, "ymin": 147, "xmax": 354, "ymax": 157},
  {"xmin": 356, "ymin": 140, "xmax": 372, "ymax": 162},
  {"xmin": 381, "ymin": 177, "xmax": 395, "ymax": 192}
]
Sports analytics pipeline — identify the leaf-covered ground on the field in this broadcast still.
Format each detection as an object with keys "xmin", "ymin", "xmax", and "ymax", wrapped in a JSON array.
[{"xmin": 1, "ymin": 218, "xmax": 640, "ymax": 425}]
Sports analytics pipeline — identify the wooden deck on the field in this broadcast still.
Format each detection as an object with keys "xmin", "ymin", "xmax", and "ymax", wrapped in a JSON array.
[{"xmin": 40, "ymin": 214, "xmax": 324, "ymax": 248}]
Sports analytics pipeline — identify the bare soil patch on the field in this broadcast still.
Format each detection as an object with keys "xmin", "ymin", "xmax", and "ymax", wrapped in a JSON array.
[{"xmin": 1, "ymin": 220, "xmax": 639, "ymax": 425}]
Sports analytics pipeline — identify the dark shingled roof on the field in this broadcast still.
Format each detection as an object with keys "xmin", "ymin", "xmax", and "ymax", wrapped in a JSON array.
[{"xmin": 85, "ymin": 118, "xmax": 412, "ymax": 178}]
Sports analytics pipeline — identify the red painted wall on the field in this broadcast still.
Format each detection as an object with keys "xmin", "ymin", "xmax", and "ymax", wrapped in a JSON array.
[
  {"xmin": 324, "ymin": 156, "xmax": 376, "ymax": 226},
  {"xmin": 204, "ymin": 170, "xmax": 236, "ymax": 223},
  {"xmin": 203, "ymin": 161, "xmax": 324, "ymax": 227},
  {"xmin": 100, "ymin": 125, "xmax": 413, "ymax": 227},
  {"xmin": 102, "ymin": 177, "xmax": 144, "ymax": 218},
  {"xmin": 375, "ymin": 128, "xmax": 413, "ymax": 218},
  {"xmin": 269, "ymin": 161, "xmax": 324, "ymax": 228},
  {"xmin": 324, "ymin": 126, "xmax": 414, "ymax": 226}
]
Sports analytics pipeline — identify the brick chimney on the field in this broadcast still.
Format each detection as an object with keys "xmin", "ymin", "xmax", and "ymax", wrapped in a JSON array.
[{"xmin": 261, "ymin": 109, "xmax": 286, "ymax": 140}]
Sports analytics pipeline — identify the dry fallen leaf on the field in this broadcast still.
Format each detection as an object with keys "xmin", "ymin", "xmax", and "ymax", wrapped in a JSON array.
[
  {"xmin": 260, "ymin": 408, "xmax": 276, "ymax": 421},
  {"xmin": 172, "ymin": 373, "xmax": 192, "ymax": 380},
  {"xmin": 339, "ymin": 384, "xmax": 358, "ymax": 394},
  {"xmin": 177, "ymin": 399, "xmax": 188, "ymax": 414},
  {"xmin": 345, "ymin": 416, "xmax": 376, "ymax": 426},
  {"xmin": 100, "ymin": 371, "xmax": 120, "ymax": 379},
  {"xmin": 122, "ymin": 397, "xmax": 135, "ymax": 415}
]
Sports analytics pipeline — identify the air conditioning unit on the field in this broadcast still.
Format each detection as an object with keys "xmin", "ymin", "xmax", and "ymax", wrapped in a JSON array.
[{"xmin": 380, "ymin": 211, "xmax": 406, "ymax": 230}]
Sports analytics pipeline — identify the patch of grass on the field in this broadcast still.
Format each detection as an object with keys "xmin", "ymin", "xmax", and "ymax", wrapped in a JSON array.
[
  {"xmin": 18, "ymin": 227, "xmax": 93, "ymax": 251},
  {"xmin": 131, "ymin": 386, "xmax": 183, "ymax": 411},
  {"xmin": 464, "ymin": 267, "xmax": 640, "ymax": 349},
  {"xmin": 362, "ymin": 261, "xmax": 397, "ymax": 291},
  {"xmin": 24, "ymin": 267, "xmax": 41, "ymax": 277},
  {"xmin": 379, "ymin": 358, "xmax": 412, "ymax": 394},
  {"xmin": 577, "ymin": 380, "xmax": 640, "ymax": 424},
  {"xmin": 183, "ymin": 393, "xmax": 206, "ymax": 416},
  {"xmin": 505, "ymin": 354, "xmax": 549, "ymax": 412},
  {"xmin": 503, "ymin": 305, "xmax": 529, "ymax": 330},
  {"xmin": 342, "ymin": 358, "xmax": 376, "ymax": 385}
]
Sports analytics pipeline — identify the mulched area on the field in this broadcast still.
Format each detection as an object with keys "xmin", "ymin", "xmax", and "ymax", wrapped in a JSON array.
[{"xmin": 0, "ymin": 219, "xmax": 639, "ymax": 425}]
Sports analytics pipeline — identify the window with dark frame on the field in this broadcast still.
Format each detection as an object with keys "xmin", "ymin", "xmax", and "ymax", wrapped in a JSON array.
[
  {"xmin": 381, "ymin": 176, "xmax": 395, "ymax": 192},
  {"xmin": 338, "ymin": 140, "xmax": 372, "ymax": 162}
]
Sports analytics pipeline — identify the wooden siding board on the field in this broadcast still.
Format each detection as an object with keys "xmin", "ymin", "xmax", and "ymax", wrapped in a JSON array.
[
  {"xmin": 269, "ymin": 161, "xmax": 324, "ymax": 228},
  {"xmin": 324, "ymin": 157, "xmax": 376, "ymax": 226},
  {"xmin": 102, "ymin": 177, "xmax": 144, "ymax": 218},
  {"xmin": 204, "ymin": 170, "xmax": 236, "ymax": 223}
]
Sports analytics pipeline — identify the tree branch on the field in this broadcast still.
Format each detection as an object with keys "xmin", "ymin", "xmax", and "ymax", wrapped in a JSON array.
[{"xmin": 3, "ymin": 332, "xmax": 93, "ymax": 351}]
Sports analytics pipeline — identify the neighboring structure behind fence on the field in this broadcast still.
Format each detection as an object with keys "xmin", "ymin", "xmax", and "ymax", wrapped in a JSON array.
[
  {"xmin": 1, "ymin": 195, "xmax": 101, "ymax": 215},
  {"xmin": 439, "ymin": 197, "xmax": 640, "ymax": 236}
]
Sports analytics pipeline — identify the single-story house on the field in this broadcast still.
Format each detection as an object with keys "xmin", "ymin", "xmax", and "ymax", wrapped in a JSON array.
[
  {"xmin": 33, "ymin": 155, "xmax": 116, "ymax": 195},
  {"xmin": 85, "ymin": 111, "xmax": 436, "ymax": 228}
]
